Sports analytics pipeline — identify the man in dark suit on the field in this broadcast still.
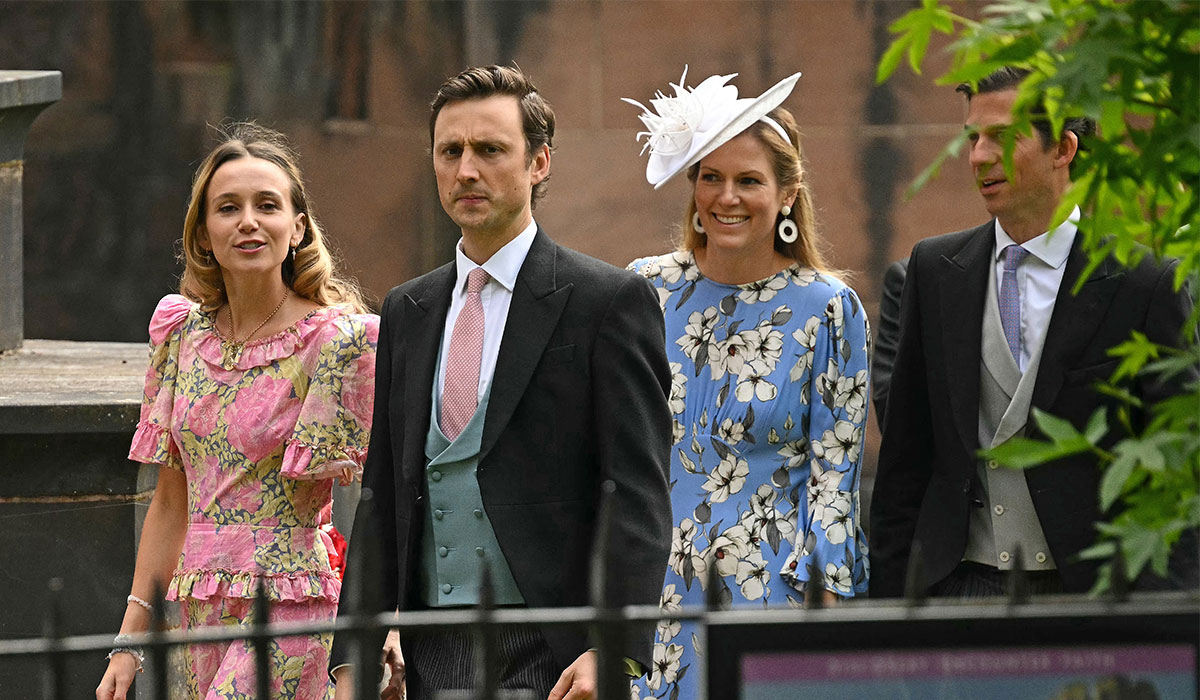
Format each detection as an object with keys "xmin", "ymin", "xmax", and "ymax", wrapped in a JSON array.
[
  {"xmin": 332, "ymin": 65, "xmax": 672, "ymax": 699},
  {"xmin": 871, "ymin": 257, "xmax": 907, "ymax": 419},
  {"xmin": 870, "ymin": 67, "xmax": 1196, "ymax": 598}
]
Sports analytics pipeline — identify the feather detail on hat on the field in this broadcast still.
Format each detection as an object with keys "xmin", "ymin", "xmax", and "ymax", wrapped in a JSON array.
[{"xmin": 624, "ymin": 66, "xmax": 801, "ymax": 189}]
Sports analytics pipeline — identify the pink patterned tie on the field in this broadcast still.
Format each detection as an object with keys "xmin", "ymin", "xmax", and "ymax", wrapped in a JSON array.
[{"xmin": 441, "ymin": 267, "xmax": 490, "ymax": 440}]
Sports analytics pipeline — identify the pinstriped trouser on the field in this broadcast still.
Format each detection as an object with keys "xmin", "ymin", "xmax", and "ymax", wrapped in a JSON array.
[
  {"xmin": 404, "ymin": 625, "xmax": 559, "ymax": 700},
  {"xmin": 930, "ymin": 561, "xmax": 1064, "ymax": 598}
]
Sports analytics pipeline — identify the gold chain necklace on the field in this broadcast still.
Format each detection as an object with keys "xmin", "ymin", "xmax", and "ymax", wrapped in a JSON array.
[{"xmin": 220, "ymin": 289, "xmax": 291, "ymax": 361}]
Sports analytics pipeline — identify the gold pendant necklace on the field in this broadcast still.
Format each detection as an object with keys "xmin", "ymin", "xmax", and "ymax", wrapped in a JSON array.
[{"xmin": 220, "ymin": 289, "xmax": 291, "ymax": 367}]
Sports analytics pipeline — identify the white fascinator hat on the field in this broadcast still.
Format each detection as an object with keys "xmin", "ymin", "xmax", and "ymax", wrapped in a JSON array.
[{"xmin": 623, "ymin": 66, "xmax": 802, "ymax": 189}]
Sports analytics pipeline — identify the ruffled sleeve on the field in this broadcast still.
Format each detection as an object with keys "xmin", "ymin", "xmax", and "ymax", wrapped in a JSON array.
[
  {"xmin": 128, "ymin": 294, "xmax": 193, "ymax": 470},
  {"xmin": 780, "ymin": 285, "xmax": 872, "ymax": 598},
  {"xmin": 281, "ymin": 312, "xmax": 379, "ymax": 484}
]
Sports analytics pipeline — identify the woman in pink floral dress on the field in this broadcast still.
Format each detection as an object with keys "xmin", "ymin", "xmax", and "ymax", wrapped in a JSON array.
[{"xmin": 96, "ymin": 124, "xmax": 378, "ymax": 700}]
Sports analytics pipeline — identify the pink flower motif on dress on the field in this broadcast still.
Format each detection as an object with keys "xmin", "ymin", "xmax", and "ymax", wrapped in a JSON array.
[
  {"xmin": 226, "ymin": 374, "xmax": 302, "ymax": 463},
  {"xmin": 342, "ymin": 354, "xmax": 376, "ymax": 425},
  {"xmin": 188, "ymin": 392, "xmax": 221, "ymax": 438}
]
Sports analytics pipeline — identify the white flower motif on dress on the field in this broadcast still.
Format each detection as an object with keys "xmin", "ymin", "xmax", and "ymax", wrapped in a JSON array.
[
  {"xmin": 734, "ymin": 371, "xmax": 778, "ymax": 402},
  {"xmin": 671, "ymin": 418, "xmax": 686, "ymax": 445},
  {"xmin": 657, "ymin": 583, "xmax": 683, "ymax": 642},
  {"xmin": 789, "ymin": 316, "xmax": 821, "ymax": 382},
  {"xmin": 677, "ymin": 307, "xmax": 719, "ymax": 366},
  {"xmin": 701, "ymin": 454, "xmax": 750, "ymax": 503},
  {"xmin": 778, "ymin": 439, "xmax": 808, "ymax": 468},
  {"xmin": 713, "ymin": 328, "xmax": 762, "ymax": 380},
  {"xmin": 834, "ymin": 369, "xmax": 869, "ymax": 424},
  {"xmin": 647, "ymin": 642, "xmax": 685, "ymax": 690},
  {"xmin": 807, "ymin": 464, "xmax": 844, "ymax": 508},
  {"xmin": 811, "ymin": 420, "xmax": 861, "ymax": 467},
  {"xmin": 815, "ymin": 357, "xmax": 843, "ymax": 407},
  {"xmin": 747, "ymin": 325, "xmax": 785, "ymax": 376},
  {"xmin": 705, "ymin": 524, "xmax": 753, "ymax": 577},
  {"xmin": 669, "ymin": 518, "xmax": 708, "ymax": 585},
  {"xmin": 668, "ymin": 362, "xmax": 688, "ymax": 415},
  {"xmin": 717, "ymin": 417, "xmax": 745, "ymax": 445},
  {"xmin": 825, "ymin": 295, "xmax": 845, "ymax": 342},
  {"xmin": 825, "ymin": 562, "xmax": 853, "ymax": 595},
  {"xmin": 659, "ymin": 252, "xmax": 701, "ymax": 285},
  {"xmin": 738, "ymin": 275, "xmax": 788, "ymax": 304},
  {"xmin": 655, "ymin": 286, "xmax": 672, "ymax": 312},
  {"xmin": 788, "ymin": 267, "xmax": 818, "ymax": 287},
  {"xmin": 635, "ymin": 258, "xmax": 662, "ymax": 279},
  {"xmin": 741, "ymin": 484, "xmax": 796, "ymax": 552},
  {"xmin": 822, "ymin": 498, "xmax": 853, "ymax": 545},
  {"xmin": 735, "ymin": 549, "xmax": 770, "ymax": 600}
]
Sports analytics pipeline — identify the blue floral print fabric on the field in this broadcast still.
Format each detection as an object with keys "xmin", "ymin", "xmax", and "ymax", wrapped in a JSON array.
[{"xmin": 627, "ymin": 251, "xmax": 870, "ymax": 699}]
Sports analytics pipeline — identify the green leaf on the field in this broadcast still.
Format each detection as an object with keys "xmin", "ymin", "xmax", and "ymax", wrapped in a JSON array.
[
  {"xmin": 1030, "ymin": 408, "xmax": 1083, "ymax": 443},
  {"xmin": 983, "ymin": 435, "xmax": 1089, "ymax": 469},
  {"xmin": 1099, "ymin": 449, "xmax": 1137, "ymax": 511},
  {"xmin": 1083, "ymin": 408, "xmax": 1108, "ymax": 444},
  {"xmin": 1074, "ymin": 540, "xmax": 1117, "ymax": 562},
  {"xmin": 876, "ymin": 36, "xmax": 911, "ymax": 84},
  {"xmin": 1121, "ymin": 525, "xmax": 1161, "ymax": 579}
]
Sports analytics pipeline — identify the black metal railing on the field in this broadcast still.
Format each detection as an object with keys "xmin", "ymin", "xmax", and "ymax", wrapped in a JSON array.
[{"xmin": 2, "ymin": 484, "xmax": 1195, "ymax": 699}]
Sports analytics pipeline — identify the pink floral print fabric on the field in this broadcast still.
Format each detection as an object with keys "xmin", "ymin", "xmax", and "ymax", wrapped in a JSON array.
[{"xmin": 128, "ymin": 294, "xmax": 378, "ymax": 698}]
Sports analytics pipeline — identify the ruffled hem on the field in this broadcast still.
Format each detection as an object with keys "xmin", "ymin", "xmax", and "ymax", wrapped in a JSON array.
[
  {"xmin": 778, "ymin": 533, "xmax": 869, "ymax": 599},
  {"xmin": 281, "ymin": 440, "xmax": 366, "ymax": 484},
  {"xmin": 167, "ymin": 568, "xmax": 341, "ymax": 603},
  {"xmin": 128, "ymin": 421, "xmax": 182, "ymax": 470},
  {"xmin": 192, "ymin": 305, "xmax": 349, "ymax": 371}
]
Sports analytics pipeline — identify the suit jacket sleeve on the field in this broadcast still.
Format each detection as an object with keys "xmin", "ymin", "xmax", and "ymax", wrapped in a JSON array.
[
  {"xmin": 872, "ymin": 259, "xmax": 908, "ymax": 420},
  {"xmin": 331, "ymin": 291, "xmax": 401, "ymax": 674},
  {"xmin": 590, "ymin": 274, "xmax": 673, "ymax": 667},
  {"xmin": 869, "ymin": 245, "xmax": 936, "ymax": 598},
  {"xmin": 1137, "ymin": 260, "xmax": 1199, "ymax": 589},
  {"xmin": 1138, "ymin": 259, "xmax": 1199, "ymax": 407}
]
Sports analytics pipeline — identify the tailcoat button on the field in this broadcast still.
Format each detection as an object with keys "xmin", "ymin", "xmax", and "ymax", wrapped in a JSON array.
[
  {"xmin": 438, "ymin": 546, "xmax": 449, "ymax": 557},
  {"xmin": 442, "ymin": 583, "xmax": 452, "ymax": 594},
  {"xmin": 473, "ymin": 509, "xmax": 484, "ymax": 518},
  {"xmin": 999, "ymin": 551, "xmax": 1011, "ymax": 563},
  {"xmin": 431, "ymin": 471, "xmax": 442, "ymax": 482},
  {"xmin": 476, "ymin": 547, "xmax": 485, "ymax": 557}
]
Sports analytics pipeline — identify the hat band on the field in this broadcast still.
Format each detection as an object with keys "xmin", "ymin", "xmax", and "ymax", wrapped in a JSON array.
[{"xmin": 759, "ymin": 116, "xmax": 789, "ymax": 144}]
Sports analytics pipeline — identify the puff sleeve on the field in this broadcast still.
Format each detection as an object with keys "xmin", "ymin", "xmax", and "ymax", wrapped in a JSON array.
[
  {"xmin": 128, "ymin": 294, "xmax": 193, "ymax": 470},
  {"xmin": 280, "ymin": 313, "xmax": 379, "ymax": 483}
]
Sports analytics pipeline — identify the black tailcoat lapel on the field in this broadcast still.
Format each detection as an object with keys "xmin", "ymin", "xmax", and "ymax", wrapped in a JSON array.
[
  {"xmin": 1031, "ymin": 234, "xmax": 1123, "ymax": 411},
  {"xmin": 937, "ymin": 222, "xmax": 995, "ymax": 456},
  {"xmin": 401, "ymin": 265, "xmax": 456, "ymax": 483},
  {"xmin": 481, "ymin": 229, "xmax": 572, "ymax": 460}
]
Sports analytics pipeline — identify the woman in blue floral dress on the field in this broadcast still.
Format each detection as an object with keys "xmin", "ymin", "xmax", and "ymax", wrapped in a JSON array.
[{"xmin": 624, "ymin": 69, "xmax": 870, "ymax": 699}]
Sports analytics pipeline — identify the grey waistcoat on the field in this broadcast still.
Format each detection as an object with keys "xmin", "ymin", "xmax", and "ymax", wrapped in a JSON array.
[
  {"xmin": 418, "ymin": 359, "xmax": 525, "ymax": 607},
  {"xmin": 963, "ymin": 258, "xmax": 1057, "ymax": 571}
]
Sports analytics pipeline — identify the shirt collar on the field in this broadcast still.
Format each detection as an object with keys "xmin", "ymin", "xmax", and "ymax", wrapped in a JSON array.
[
  {"xmin": 993, "ymin": 206, "xmax": 1079, "ymax": 270},
  {"xmin": 453, "ymin": 219, "xmax": 538, "ymax": 294}
]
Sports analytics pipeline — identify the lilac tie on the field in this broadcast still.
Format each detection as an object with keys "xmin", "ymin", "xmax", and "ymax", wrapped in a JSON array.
[
  {"xmin": 999, "ymin": 244, "xmax": 1030, "ymax": 364},
  {"xmin": 441, "ymin": 267, "xmax": 490, "ymax": 440}
]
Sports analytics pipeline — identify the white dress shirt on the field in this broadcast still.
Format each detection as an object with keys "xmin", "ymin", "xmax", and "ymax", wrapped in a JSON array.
[
  {"xmin": 434, "ymin": 220, "xmax": 539, "ymax": 413},
  {"xmin": 992, "ymin": 206, "xmax": 1079, "ymax": 371}
]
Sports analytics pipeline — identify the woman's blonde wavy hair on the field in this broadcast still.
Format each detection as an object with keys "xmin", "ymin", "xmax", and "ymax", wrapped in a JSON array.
[
  {"xmin": 679, "ymin": 107, "xmax": 838, "ymax": 276},
  {"xmin": 179, "ymin": 122, "xmax": 365, "ymax": 313}
]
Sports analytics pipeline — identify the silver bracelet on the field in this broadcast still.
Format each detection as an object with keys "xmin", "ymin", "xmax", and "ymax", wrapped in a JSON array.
[
  {"xmin": 127, "ymin": 594, "xmax": 153, "ymax": 613},
  {"xmin": 108, "ymin": 635, "xmax": 145, "ymax": 673}
]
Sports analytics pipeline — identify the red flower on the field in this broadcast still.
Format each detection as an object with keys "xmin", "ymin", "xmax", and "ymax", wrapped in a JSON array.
[{"xmin": 322, "ymin": 523, "xmax": 349, "ymax": 580}]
